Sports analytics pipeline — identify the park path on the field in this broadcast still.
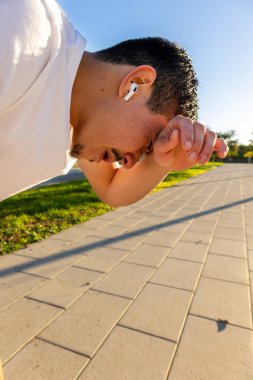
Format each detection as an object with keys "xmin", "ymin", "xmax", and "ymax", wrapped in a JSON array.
[{"xmin": 0, "ymin": 163, "xmax": 253, "ymax": 379}]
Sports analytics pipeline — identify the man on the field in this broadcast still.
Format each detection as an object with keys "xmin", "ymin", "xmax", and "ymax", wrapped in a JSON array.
[
  {"xmin": 0, "ymin": 0, "xmax": 228, "ymax": 205},
  {"xmin": 0, "ymin": 2, "xmax": 228, "ymax": 376}
]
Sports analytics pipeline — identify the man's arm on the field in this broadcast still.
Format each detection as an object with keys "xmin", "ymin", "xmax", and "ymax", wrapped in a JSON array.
[
  {"xmin": 78, "ymin": 149, "xmax": 172, "ymax": 207},
  {"xmin": 78, "ymin": 116, "xmax": 228, "ymax": 207}
]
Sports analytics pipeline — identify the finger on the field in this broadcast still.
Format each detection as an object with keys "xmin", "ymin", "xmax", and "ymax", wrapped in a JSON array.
[
  {"xmin": 167, "ymin": 115, "xmax": 194, "ymax": 150},
  {"xmin": 197, "ymin": 129, "xmax": 217, "ymax": 164},
  {"xmin": 187, "ymin": 122, "xmax": 206, "ymax": 162},
  {"xmin": 154, "ymin": 129, "xmax": 179, "ymax": 156},
  {"xmin": 214, "ymin": 138, "xmax": 229, "ymax": 158}
]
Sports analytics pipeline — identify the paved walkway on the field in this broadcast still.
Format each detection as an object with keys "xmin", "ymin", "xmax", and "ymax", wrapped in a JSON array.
[
  {"xmin": 32, "ymin": 168, "xmax": 84, "ymax": 188},
  {"xmin": 1, "ymin": 163, "xmax": 253, "ymax": 380}
]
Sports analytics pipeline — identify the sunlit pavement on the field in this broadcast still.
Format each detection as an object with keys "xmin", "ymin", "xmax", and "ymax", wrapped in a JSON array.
[
  {"xmin": 32, "ymin": 167, "xmax": 85, "ymax": 188},
  {"xmin": 1, "ymin": 163, "xmax": 253, "ymax": 379}
]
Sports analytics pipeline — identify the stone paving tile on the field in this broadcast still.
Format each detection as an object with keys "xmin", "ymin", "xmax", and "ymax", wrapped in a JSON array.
[
  {"xmin": 149, "ymin": 209, "xmax": 174, "ymax": 218},
  {"xmin": 78, "ymin": 326, "xmax": 176, "ymax": 380},
  {"xmin": 138, "ymin": 215, "xmax": 169, "ymax": 226},
  {"xmin": 39, "ymin": 291, "xmax": 130, "ymax": 358},
  {"xmin": 0, "ymin": 271, "xmax": 46, "ymax": 312},
  {"xmin": 3, "ymin": 338, "xmax": 88, "ymax": 380},
  {"xmin": 95, "ymin": 211, "xmax": 125, "ymax": 221},
  {"xmin": 105, "ymin": 233, "xmax": 146, "ymax": 251},
  {"xmin": 214, "ymin": 227, "xmax": 245, "ymax": 241},
  {"xmin": 143, "ymin": 231, "xmax": 180, "ymax": 248},
  {"xmin": 187, "ymin": 220, "xmax": 217, "ymax": 232},
  {"xmin": 21, "ymin": 251, "xmax": 84, "ymax": 279},
  {"xmin": 92, "ymin": 262, "xmax": 154, "ymax": 299},
  {"xmin": 247, "ymin": 235, "xmax": 253, "ymax": 250},
  {"xmin": 50, "ymin": 226, "xmax": 94, "ymax": 242},
  {"xmin": 74, "ymin": 247, "xmax": 129, "ymax": 273},
  {"xmin": 125, "ymin": 222, "xmax": 154, "ymax": 237},
  {"xmin": 128, "ymin": 209, "xmax": 152, "ymax": 218},
  {"xmin": 89, "ymin": 225, "xmax": 127, "ymax": 239},
  {"xmin": 169, "ymin": 241, "xmax": 209, "ymax": 263},
  {"xmin": 78, "ymin": 218, "xmax": 112, "ymax": 229},
  {"xmin": 150, "ymin": 258, "xmax": 203, "ymax": 292},
  {"xmin": 249, "ymin": 250, "xmax": 253, "ymax": 271},
  {"xmin": 123, "ymin": 243, "xmax": 169, "ymax": 267},
  {"xmin": 159, "ymin": 204, "xmax": 184, "ymax": 215},
  {"xmin": 120, "ymin": 283, "xmax": 192, "ymax": 342},
  {"xmin": 217, "ymin": 217, "xmax": 244, "ymax": 229},
  {"xmin": 195, "ymin": 213, "xmax": 220, "ymax": 222},
  {"xmin": 110, "ymin": 206, "xmax": 138, "ymax": 214},
  {"xmin": 0, "ymin": 298, "xmax": 62, "ymax": 363},
  {"xmin": 28, "ymin": 278, "xmax": 84, "ymax": 309},
  {"xmin": 170, "ymin": 210, "xmax": 196, "ymax": 221},
  {"xmin": 250, "ymin": 272, "xmax": 253, "ymax": 306},
  {"xmin": 209, "ymin": 238, "xmax": 246, "ymax": 258},
  {"xmin": 110, "ymin": 216, "xmax": 143, "ymax": 228},
  {"xmin": 180, "ymin": 229, "xmax": 213, "ymax": 244},
  {"xmin": 14, "ymin": 238, "xmax": 73, "ymax": 259},
  {"xmin": 158, "ymin": 222, "xmax": 189, "ymax": 234},
  {"xmin": 0, "ymin": 254, "xmax": 36, "ymax": 272},
  {"xmin": 246, "ymin": 226, "xmax": 253, "ymax": 236},
  {"xmin": 190, "ymin": 277, "xmax": 252, "ymax": 329},
  {"xmin": 202, "ymin": 254, "xmax": 249, "ymax": 285},
  {"xmin": 55, "ymin": 266, "xmax": 104, "ymax": 291},
  {"xmin": 219, "ymin": 210, "xmax": 243, "ymax": 222},
  {"xmin": 168, "ymin": 315, "xmax": 253, "ymax": 380},
  {"xmin": 245, "ymin": 217, "xmax": 253, "ymax": 227},
  {"xmin": 67, "ymin": 235, "xmax": 106, "ymax": 255}
]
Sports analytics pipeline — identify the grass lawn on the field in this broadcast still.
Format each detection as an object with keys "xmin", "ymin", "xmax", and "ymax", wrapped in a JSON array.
[
  {"xmin": 0, "ymin": 162, "xmax": 222, "ymax": 254},
  {"xmin": 154, "ymin": 162, "xmax": 223, "ymax": 191}
]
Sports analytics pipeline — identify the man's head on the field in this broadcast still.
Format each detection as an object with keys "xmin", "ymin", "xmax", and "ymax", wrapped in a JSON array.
[
  {"xmin": 70, "ymin": 37, "xmax": 198, "ymax": 168},
  {"xmin": 94, "ymin": 37, "xmax": 198, "ymax": 120}
]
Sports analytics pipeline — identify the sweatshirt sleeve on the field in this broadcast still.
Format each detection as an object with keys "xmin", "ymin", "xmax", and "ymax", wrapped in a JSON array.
[{"xmin": 0, "ymin": 0, "xmax": 52, "ymax": 113}]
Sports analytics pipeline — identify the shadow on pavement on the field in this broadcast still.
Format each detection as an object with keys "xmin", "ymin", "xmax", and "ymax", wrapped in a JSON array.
[{"xmin": 1, "ymin": 195, "xmax": 253, "ymax": 278}]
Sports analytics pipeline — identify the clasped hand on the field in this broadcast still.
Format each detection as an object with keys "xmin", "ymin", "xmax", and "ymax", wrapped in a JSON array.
[{"xmin": 153, "ymin": 115, "xmax": 228, "ymax": 171}]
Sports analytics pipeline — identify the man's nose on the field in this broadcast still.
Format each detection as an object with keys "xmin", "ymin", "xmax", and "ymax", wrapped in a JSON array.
[{"xmin": 121, "ymin": 153, "xmax": 137, "ymax": 169}]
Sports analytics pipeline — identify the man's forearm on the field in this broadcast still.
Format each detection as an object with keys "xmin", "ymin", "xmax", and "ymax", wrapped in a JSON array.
[
  {"xmin": 78, "ymin": 154, "xmax": 169, "ymax": 207},
  {"xmin": 101, "ymin": 155, "xmax": 169, "ymax": 207}
]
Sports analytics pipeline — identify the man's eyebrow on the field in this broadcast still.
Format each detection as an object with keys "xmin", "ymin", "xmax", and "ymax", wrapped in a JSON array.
[
  {"xmin": 112, "ymin": 148, "xmax": 123, "ymax": 162},
  {"xmin": 70, "ymin": 143, "xmax": 84, "ymax": 158}
]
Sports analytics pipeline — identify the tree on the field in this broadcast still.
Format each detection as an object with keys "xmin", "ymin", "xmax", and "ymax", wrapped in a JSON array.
[
  {"xmin": 211, "ymin": 129, "xmax": 253, "ymax": 162},
  {"xmin": 244, "ymin": 151, "xmax": 253, "ymax": 163},
  {"xmin": 248, "ymin": 132, "xmax": 253, "ymax": 147}
]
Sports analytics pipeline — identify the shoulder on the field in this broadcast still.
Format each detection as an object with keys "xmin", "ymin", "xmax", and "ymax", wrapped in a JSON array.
[{"xmin": 0, "ymin": 0, "xmax": 64, "ymax": 112}]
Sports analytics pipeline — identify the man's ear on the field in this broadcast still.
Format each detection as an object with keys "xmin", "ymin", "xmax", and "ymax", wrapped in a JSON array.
[{"xmin": 118, "ymin": 65, "xmax": 157, "ymax": 101}]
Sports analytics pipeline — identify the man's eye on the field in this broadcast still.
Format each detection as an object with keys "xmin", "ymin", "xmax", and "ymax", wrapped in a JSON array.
[
  {"xmin": 146, "ymin": 141, "xmax": 153, "ymax": 153},
  {"xmin": 103, "ymin": 151, "xmax": 109, "ymax": 161}
]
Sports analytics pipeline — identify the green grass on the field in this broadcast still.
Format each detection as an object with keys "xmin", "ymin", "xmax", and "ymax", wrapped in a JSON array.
[
  {"xmin": 154, "ymin": 162, "xmax": 223, "ymax": 191},
  {"xmin": 0, "ymin": 181, "xmax": 112, "ymax": 254},
  {"xmin": 0, "ymin": 162, "xmax": 222, "ymax": 255}
]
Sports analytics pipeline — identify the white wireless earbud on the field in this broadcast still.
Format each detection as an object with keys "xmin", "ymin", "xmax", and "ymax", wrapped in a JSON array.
[{"xmin": 124, "ymin": 83, "xmax": 138, "ymax": 101}]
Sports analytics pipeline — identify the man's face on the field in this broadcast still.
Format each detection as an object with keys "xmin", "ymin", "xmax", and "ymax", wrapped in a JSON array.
[{"xmin": 71, "ymin": 101, "xmax": 170, "ymax": 169}]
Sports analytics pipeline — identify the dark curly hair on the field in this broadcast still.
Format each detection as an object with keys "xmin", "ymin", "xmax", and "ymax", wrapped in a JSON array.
[{"xmin": 94, "ymin": 37, "xmax": 199, "ymax": 120}]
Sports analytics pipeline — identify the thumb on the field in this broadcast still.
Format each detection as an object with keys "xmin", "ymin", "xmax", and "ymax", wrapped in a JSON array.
[{"xmin": 154, "ymin": 129, "xmax": 179, "ymax": 156}]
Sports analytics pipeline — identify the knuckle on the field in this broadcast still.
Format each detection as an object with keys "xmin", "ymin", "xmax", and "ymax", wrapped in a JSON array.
[
  {"xmin": 194, "ymin": 122, "xmax": 206, "ymax": 133},
  {"xmin": 207, "ymin": 129, "xmax": 216, "ymax": 140},
  {"xmin": 193, "ymin": 142, "xmax": 204, "ymax": 153},
  {"xmin": 203, "ymin": 146, "xmax": 214, "ymax": 155},
  {"xmin": 174, "ymin": 115, "xmax": 192, "ymax": 125}
]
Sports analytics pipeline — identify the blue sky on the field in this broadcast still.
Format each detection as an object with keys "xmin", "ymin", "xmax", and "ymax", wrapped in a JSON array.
[{"xmin": 58, "ymin": 0, "xmax": 253, "ymax": 144}]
